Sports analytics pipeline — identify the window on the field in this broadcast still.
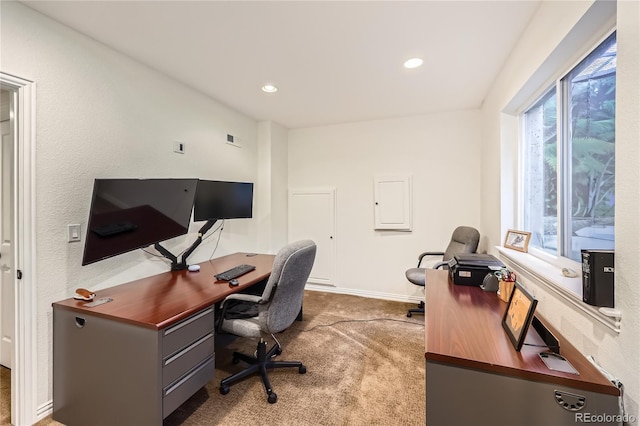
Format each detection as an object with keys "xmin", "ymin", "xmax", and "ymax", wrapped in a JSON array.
[{"xmin": 522, "ymin": 32, "xmax": 616, "ymax": 263}]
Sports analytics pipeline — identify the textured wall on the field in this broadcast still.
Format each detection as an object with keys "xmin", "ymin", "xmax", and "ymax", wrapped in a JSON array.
[
  {"xmin": 2, "ymin": 2, "xmax": 262, "ymax": 411},
  {"xmin": 614, "ymin": 0, "xmax": 640, "ymax": 416},
  {"xmin": 288, "ymin": 111, "xmax": 482, "ymax": 300},
  {"xmin": 481, "ymin": 0, "xmax": 639, "ymax": 418},
  {"xmin": 256, "ymin": 121, "xmax": 289, "ymax": 255}
]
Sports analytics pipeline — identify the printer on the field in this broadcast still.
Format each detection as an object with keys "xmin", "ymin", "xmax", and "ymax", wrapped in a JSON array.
[{"xmin": 448, "ymin": 253, "xmax": 506, "ymax": 286}]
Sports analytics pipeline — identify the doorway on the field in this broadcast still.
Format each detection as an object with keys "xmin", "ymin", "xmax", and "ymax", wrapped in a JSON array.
[
  {"xmin": 0, "ymin": 72, "xmax": 36, "ymax": 426},
  {"xmin": 0, "ymin": 86, "xmax": 15, "ymax": 425}
]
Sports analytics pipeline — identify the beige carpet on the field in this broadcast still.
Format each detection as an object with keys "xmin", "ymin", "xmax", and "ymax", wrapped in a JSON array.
[
  {"xmin": 0, "ymin": 366, "xmax": 9, "ymax": 425},
  {"xmin": 36, "ymin": 291, "xmax": 426, "ymax": 426}
]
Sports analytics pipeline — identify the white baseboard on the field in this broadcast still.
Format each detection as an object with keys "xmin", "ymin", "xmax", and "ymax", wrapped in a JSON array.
[
  {"xmin": 37, "ymin": 400, "xmax": 53, "ymax": 422},
  {"xmin": 305, "ymin": 283, "xmax": 423, "ymax": 304}
]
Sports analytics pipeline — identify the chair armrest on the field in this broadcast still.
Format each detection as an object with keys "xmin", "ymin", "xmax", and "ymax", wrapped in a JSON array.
[
  {"xmin": 433, "ymin": 260, "xmax": 449, "ymax": 269},
  {"xmin": 222, "ymin": 293, "xmax": 263, "ymax": 305},
  {"xmin": 417, "ymin": 251, "xmax": 445, "ymax": 267},
  {"xmin": 216, "ymin": 293, "xmax": 263, "ymax": 332}
]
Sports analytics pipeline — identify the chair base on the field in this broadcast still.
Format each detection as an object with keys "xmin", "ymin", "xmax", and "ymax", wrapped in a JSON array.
[
  {"xmin": 407, "ymin": 300, "xmax": 425, "ymax": 317},
  {"xmin": 219, "ymin": 338, "xmax": 306, "ymax": 403}
]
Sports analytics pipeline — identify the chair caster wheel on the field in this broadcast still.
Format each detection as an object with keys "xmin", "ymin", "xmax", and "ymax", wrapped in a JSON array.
[
  {"xmin": 407, "ymin": 312, "xmax": 412, "ymax": 318},
  {"xmin": 220, "ymin": 385, "xmax": 230, "ymax": 395},
  {"xmin": 299, "ymin": 365, "xmax": 307, "ymax": 374},
  {"xmin": 268, "ymin": 392, "xmax": 277, "ymax": 404},
  {"xmin": 275, "ymin": 346, "xmax": 283, "ymax": 356}
]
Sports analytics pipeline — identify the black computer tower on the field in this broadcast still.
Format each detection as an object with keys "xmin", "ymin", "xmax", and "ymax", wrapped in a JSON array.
[{"xmin": 581, "ymin": 249, "xmax": 614, "ymax": 308}]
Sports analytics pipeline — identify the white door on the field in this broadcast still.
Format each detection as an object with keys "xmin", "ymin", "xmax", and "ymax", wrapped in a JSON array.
[
  {"xmin": 289, "ymin": 188, "xmax": 336, "ymax": 286},
  {"xmin": 0, "ymin": 114, "xmax": 15, "ymax": 369}
]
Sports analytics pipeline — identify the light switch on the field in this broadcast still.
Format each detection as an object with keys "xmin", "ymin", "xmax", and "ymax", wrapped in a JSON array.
[{"xmin": 67, "ymin": 224, "xmax": 81, "ymax": 242}]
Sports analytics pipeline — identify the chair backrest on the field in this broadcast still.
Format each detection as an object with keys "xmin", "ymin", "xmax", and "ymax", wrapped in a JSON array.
[
  {"xmin": 259, "ymin": 240, "xmax": 317, "ymax": 334},
  {"xmin": 442, "ymin": 226, "xmax": 480, "ymax": 261}
]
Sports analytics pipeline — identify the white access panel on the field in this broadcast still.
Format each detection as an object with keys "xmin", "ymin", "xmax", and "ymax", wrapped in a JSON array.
[
  {"xmin": 374, "ymin": 175, "xmax": 412, "ymax": 231},
  {"xmin": 288, "ymin": 188, "xmax": 336, "ymax": 286}
]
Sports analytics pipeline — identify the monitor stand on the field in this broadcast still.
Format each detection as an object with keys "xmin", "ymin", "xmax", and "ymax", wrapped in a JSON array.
[{"xmin": 154, "ymin": 219, "xmax": 218, "ymax": 271}]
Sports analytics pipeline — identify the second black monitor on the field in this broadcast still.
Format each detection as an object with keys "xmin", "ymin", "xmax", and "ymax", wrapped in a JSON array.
[{"xmin": 194, "ymin": 180, "xmax": 253, "ymax": 221}]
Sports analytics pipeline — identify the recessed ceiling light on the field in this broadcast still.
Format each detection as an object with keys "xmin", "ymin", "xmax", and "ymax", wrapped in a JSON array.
[
  {"xmin": 261, "ymin": 84, "xmax": 278, "ymax": 93},
  {"xmin": 403, "ymin": 58, "xmax": 424, "ymax": 69}
]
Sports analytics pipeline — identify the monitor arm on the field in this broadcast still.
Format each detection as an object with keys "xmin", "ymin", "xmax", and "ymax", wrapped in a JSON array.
[{"xmin": 154, "ymin": 219, "xmax": 218, "ymax": 271}]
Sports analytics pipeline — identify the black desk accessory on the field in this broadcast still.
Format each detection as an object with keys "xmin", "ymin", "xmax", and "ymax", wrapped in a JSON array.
[
  {"xmin": 480, "ymin": 273, "xmax": 499, "ymax": 292},
  {"xmin": 501, "ymin": 281, "xmax": 537, "ymax": 351},
  {"xmin": 531, "ymin": 316, "xmax": 560, "ymax": 354}
]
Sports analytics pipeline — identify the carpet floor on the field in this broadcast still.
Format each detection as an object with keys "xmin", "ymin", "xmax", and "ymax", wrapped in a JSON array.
[
  {"xmin": 0, "ymin": 366, "xmax": 9, "ymax": 425},
  {"xmin": 33, "ymin": 290, "xmax": 426, "ymax": 426}
]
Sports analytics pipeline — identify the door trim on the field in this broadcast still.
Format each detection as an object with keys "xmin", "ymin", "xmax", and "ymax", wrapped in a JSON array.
[{"xmin": 1, "ymin": 72, "xmax": 37, "ymax": 426}]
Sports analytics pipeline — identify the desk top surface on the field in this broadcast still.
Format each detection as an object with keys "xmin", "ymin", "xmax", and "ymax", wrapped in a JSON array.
[
  {"xmin": 424, "ymin": 269, "xmax": 619, "ymax": 396},
  {"xmin": 53, "ymin": 252, "xmax": 275, "ymax": 330}
]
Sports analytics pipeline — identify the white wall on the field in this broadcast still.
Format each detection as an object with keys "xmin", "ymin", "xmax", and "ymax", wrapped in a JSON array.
[
  {"xmin": 5, "ymin": 0, "xmax": 637, "ymax": 422},
  {"xmin": 481, "ymin": 0, "xmax": 639, "ymax": 418},
  {"xmin": 257, "ymin": 120, "xmax": 289, "ymax": 254},
  {"xmin": 1, "ymin": 2, "xmax": 266, "ymax": 416},
  {"xmin": 288, "ymin": 111, "xmax": 482, "ymax": 301}
]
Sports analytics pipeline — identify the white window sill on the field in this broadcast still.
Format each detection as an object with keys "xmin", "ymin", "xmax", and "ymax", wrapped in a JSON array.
[{"xmin": 495, "ymin": 246, "xmax": 621, "ymax": 333}]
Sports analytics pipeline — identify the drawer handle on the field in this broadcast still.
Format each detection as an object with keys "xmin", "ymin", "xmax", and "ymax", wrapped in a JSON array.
[
  {"xmin": 164, "ymin": 308, "xmax": 213, "ymax": 336},
  {"xmin": 75, "ymin": 317, "xmax": 86, "ymax": 328},
  {"xmin": 164, "ymin": 356, "xmax": 214, "ymax": 396},
  {"xmin": 164, "ymin": 333, "xmax": 214, "ymax": 366}
]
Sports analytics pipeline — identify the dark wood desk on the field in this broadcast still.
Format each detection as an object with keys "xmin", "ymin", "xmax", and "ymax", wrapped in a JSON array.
[
  {"xmin": 425, "ymin": 269, "xmax": 620, "ymax": 426},
  {"xmin": 52, "ymin": 252, "xmax": 274, "ymax": 426}
]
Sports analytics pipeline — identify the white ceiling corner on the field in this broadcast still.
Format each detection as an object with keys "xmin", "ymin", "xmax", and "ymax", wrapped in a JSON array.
[{"xmin": 21, "ymin": 0, "xmax": 541, "ymax": 129}]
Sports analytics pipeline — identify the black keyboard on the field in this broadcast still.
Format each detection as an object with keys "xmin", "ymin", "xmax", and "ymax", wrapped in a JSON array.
[{"xmin": 215, "ymin": 264, "xmax": 256, "ymax": 281}]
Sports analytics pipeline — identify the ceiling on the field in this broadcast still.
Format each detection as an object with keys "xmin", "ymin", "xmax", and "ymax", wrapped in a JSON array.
[{"xmin": 21, "ymin": 1, "xmax": 540, "ymax": 129}]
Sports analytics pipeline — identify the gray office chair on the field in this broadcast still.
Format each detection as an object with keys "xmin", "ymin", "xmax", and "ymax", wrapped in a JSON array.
[
  {"xmin": 405, "ymin": 226, "xmax": 480, "ymax": 317},
  {"xmin": 217, "ymin": 239, "xmax": 317, "ymax": 403}
]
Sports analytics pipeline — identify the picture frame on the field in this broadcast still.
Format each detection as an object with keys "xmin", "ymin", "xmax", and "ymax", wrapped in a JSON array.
[
  {"xmin": 501, "ymin": 281, "xmax": 538, "ymax": 351},
  {"xmin": 504, "ymin": 229, "xmax": 532, "ymax": 252}
]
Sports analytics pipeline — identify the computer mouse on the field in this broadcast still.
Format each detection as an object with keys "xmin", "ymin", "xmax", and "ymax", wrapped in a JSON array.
[
  {"xmin": 188, "ymin": 264, "xmax": 200, "ymax": 272},
  {"xmin": 229, "ymin": 279, "xmax": 239, "ymax": 286}
]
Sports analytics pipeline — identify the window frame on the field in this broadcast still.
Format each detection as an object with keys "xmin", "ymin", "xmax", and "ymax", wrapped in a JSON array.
[{"xmin": 517, "ymin": 29, "xmax": 617, "ymax": 281}]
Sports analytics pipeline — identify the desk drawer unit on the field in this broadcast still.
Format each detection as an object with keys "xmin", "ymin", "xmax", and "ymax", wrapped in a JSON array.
[
  {"xmin": 163, "ymin": 308, "xmax": 215, "ymax": 356},
  {"xmin": 426, "ymin": 361, "xmax": 621, "ymax": 426},
  {"xmin": 163, "ymin": 355, "xmax": 215, "ymax": 418},
  {"xmin": 161, "ymin": 307, "xmax": 216, "ymax": 419},
  {"xmin": 53, "ymin": 305, "xmax": 216, "ymax": 425},
  {"xmin": 53, "ymin": 308, "xmax": 163, "ymax": 426},
  {"xmin": 163, "ymin": 332, "xmax": 215, "ymax": 387}
]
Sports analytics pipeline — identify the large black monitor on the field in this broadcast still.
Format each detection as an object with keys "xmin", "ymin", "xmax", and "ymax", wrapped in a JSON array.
[
  {"xmin": 82, "ymin": 178, "xmax": 198, "ymax": 266},
  {"xmin": 193, "ymin": 180, "xmax": 254, "ymax": 221}
]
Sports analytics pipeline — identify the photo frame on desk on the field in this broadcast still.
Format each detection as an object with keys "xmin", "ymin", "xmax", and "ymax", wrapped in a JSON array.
[
  {"xmin": 504, "ymin": 229, "xmax": 531, "ymax": 252},
  {"xmin": 501, "ymin": 282, "xmax": 538, "ymax": 351}
]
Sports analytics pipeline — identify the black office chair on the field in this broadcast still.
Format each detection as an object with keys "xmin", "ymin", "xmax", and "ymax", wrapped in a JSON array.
[
  {"xmin": 217, "ymin": 239, "xmax": 316, "ymax": 403},
  {"xmin": 405, "ymin": 226, "xmax": 480, "ymax": 317}
]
